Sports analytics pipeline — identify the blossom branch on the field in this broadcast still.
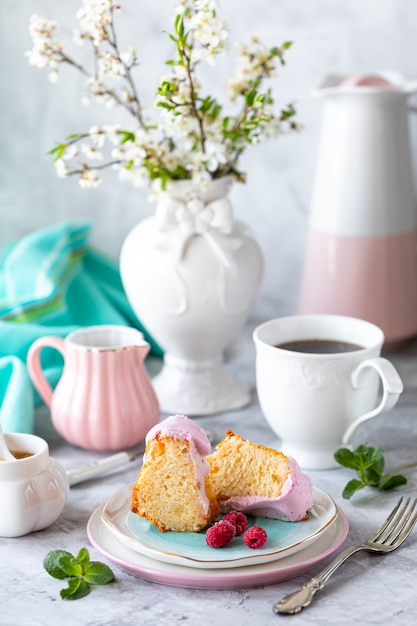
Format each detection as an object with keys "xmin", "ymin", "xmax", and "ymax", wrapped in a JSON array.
[
  {"xmin": 26, "ymin": 1, "xmax": 298, "ymax": 190},
  {"xmin": 107, "ymin": 7, "xmax": 145, "ymax": 126},
  {"xmin": 180, "ymin": 45, "xmax": 206, "ymax": 153}
]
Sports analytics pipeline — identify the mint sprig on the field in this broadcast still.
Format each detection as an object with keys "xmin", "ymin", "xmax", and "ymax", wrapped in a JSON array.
[
  {"xmin": 43, "ymin": 548, "xmax": 114, "ymax": 600},
  {"xmin": 334, "ymin": 444, "xmax": 411, "ymax": 499}
]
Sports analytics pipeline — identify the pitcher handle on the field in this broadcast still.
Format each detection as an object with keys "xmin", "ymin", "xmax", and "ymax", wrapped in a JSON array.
[
  {"xmin": 27, "ymin": 336, "xmax": 66, "ymax": 407},
  {"xmin": 342, "ymin": 357, "xmax": 403, "ymax": 444}
]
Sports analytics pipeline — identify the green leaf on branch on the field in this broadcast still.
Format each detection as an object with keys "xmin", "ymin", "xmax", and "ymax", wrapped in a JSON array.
[
  {"xmin": 83, "ymin": 562, "xmax": 115, "ymax": 585},
  {"xmin": 43, "ymin": 548, "xmax": 114, "ymax": 600},
  {"xmin": 120, "ymin": 130, "xmax": 135, "ymax": 144},
  {"xmin": 48, "ymin": 144, "xmax": 67, "ymax": 161},
  {"xmin": 342, "ymin": 478, "xmax": 365, "ymax": 500},
  {"xmin": 58, "ymin": 555, "xmax": 83, "ymax": 578},
  {"xmin": 60, "ymin": 577, "xmax": 91, "ymax": 601},
  {"xmin": 378, "ymin": 474, "xmax": 408, "ymax": 491},
  {"xmin": 43, "ymin": 550, "xmax": 74, "ymax": 579},
  {"xmin": 175, "ymin": 14, "xmax": 185, "ymax": 38},
  {"xmin": 334, "ymin": 444, "xmax": 411, "ymax": 499}
]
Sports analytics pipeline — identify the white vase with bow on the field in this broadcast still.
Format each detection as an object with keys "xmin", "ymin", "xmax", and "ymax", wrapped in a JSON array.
[{"xmin": 120, "ymin": 176, "xmax": 264, "ymax": 415}]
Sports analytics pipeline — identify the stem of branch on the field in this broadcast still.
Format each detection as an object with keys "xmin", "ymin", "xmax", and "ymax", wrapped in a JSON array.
[{"xmin": 180, "ymin": 46, "xmax": 206, "ymax": 153}]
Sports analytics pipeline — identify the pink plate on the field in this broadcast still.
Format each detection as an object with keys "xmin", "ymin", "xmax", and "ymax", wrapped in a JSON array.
[{"xmin": 87, "ymin": 504, "xmax": 348, "ymax": 589}]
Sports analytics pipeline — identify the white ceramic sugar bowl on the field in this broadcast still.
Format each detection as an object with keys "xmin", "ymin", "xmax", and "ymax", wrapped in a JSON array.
[{"xmin": 0, "ymin": 433, "xmax": 69, "ymax": 537}]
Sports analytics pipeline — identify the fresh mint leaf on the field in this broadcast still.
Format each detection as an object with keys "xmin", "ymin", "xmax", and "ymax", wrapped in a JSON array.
[
  {"xmin": 370, "ymin": 446, "xmax": 384, "ymax": 474},
  {"xmin": 83, "ymin": 562, "xmax": 115, "ymax": 585},
  {"xmin": 43, "ymin": 550, "xmax": 74, "ymax": 579},
  {"xmin": 378, "ymin": 474, "xmax": 408, "ymax": 491},
  {"xmin": 362, "ymin": 465, "xmax": 382, "ymax": 487},
  {"xmin": 334, "ymin": 444, "xmax": 409, "ymax": 499},
  {"xmin": 334, "ymin": 447, "xmax": 360, "ymax": 470},
  {"xmin": 76, "ymin": 547, "xmax": 90, "ymax": 571},
  {"xmin": 43, "ymin": 548, "xmax": 115, "ymax": 600},
  {"xmin": 60, "ymin": 578, "xmax": 91, "ymax": 601},
  {"xmin": 58, "ymin": 555, "xmax": 83, "ymax": 578},
  {"xmin": 342, "ymin": 478, "xmax": 365, "ymax": 500}
]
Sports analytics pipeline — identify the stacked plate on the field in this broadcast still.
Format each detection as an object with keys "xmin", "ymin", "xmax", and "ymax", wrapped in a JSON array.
[{"xmin": 87, "ymin": 485, "xmax": 348, "ymax": 589}]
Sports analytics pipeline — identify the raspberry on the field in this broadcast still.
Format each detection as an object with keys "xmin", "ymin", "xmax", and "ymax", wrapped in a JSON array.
[
  {"xmin": 206, "ymin": 520, "xmax": 236, "ymax": 548},
  {"xmin": 222, "ymin": 511, "xmax": 248, "ymax": 536},
  {"xmin": 243, "ymin": 525, "xmax": 268, "ymax": 549}
]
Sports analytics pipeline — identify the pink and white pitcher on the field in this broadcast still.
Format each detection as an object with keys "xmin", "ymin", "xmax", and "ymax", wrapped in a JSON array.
[
  {"xmin": 27, "ymin": 325, "xmax": 160, "ymax": 451},
  {"xmin": 298, "ymin": 72, "xmax": 417, "ymax": 347}
]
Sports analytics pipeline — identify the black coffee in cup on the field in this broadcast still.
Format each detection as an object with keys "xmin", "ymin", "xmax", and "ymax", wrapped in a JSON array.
[{"xmin": 276, "ymin": 339, "xmax": 363, "ymax": 354}]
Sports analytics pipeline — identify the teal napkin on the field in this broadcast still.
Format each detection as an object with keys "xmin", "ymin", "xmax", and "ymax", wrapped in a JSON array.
[{"xmin": 0, "ymin": 221, "xmax": 162, "ymax": 434}]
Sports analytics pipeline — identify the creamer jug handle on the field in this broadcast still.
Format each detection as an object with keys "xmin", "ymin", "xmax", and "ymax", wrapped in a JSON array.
[{"xmin": 27, "ymin": 336, "xmax": 66, "ymax": 406}]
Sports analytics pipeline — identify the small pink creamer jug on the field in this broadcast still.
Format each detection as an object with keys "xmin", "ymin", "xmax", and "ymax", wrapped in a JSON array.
[{"xmin": 27, "ymin": 325, "xmax": 160, "ymax": 451}]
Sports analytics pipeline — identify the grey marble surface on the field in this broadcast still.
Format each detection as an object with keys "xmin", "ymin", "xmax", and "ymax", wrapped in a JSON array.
[{"xmin": 1, "ymin": 312, "xmax": 417, "ymax": 626}]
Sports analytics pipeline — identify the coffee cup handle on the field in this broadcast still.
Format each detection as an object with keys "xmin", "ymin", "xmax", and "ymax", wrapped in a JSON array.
[
  {"xmin": 342, "ymin": 357, "xmax": 403, "ymax": 444},
  {"xmin": 27, "ymin": 336, "xmax": 66, "ymax": 407}
]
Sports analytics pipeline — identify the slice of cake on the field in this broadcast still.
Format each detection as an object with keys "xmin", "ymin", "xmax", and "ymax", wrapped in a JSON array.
[
  {"xmin": 131, "ymin": 415, "xmax": 220, "ymax": 532},
  {"xmin": 208, "ymin": 430, "xmax": 313, "ymax": 521}
]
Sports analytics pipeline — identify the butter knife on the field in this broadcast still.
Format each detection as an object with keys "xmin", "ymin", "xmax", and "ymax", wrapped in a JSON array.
[{"xmin": 67, "ymin": 449, "xmax": 143, "ymax": 486}]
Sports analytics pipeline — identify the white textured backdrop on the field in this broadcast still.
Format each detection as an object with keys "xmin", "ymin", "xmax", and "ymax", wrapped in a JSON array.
[{"xmin": 1, "ymin": 0, "xmax": 417, "ymax": 316}]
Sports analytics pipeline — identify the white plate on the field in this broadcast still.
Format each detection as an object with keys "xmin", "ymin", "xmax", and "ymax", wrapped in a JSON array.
[
  {"xmin": 88, "ymin": 503, "xmax": 348, "ymax": 589},
  {"xmin": 101, "ymin": 484, "xmax": 337, "ymax": 569}
]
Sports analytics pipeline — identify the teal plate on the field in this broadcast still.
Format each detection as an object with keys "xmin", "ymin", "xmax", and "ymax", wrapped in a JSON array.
[{"xmin": 101, "ymin": 484, "xmax": 337, "ymax": 569}]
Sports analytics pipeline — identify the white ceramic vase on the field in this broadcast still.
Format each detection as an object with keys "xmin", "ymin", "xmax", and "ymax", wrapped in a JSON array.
[{"xmin": 120, "ymin": 176, "xmax": 264, "ymax": 415}]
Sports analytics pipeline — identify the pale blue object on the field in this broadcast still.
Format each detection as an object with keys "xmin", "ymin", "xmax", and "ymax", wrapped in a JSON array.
[
  {"xmin": 101, "ymin": 484, "xmax": 337, "ymax": 570},
  {"xmin": 0, "ymin": 221, "xmax": 162, "ymax": 435},
  {"xmin": 0, "ymin": 356, "xmax": 34, "ymax": 433},
  {"xmin": 126, "ymin": 501, "xmax": 329, "ymax": 565}
]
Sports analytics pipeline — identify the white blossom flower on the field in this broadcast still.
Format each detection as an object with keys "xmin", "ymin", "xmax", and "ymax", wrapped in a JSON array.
[
  {"xmin": 76, "ymin": 0, "xmax": 118, "ymax": 47},
  {"xmin": 81, "ymin": 143, "xmax": 103, "ymax": 160},
  {"xmin": 121, "ymin": 89, "xmax": 131, "ymax": 102},
  {"xmin": 161, "ymin": 111, "xmax": 199, "ymax": 140},
  {"xmin": 120, "ymin": 45, "xmax": 137, "ymax": 67},
  {"xmin": 103, "ymin": 124, "xmax": 121, "ymax": 145},
  {"xmin": 55, "ymin": 159, "xmax": 68, "ymax": 178},
  {"xmin": 104, "ymin": 94, "xmax": 119, "ymax": 108},
  {"xmin": 98, "ymin": 51, "xmax": 126, "ymax": 78},
  {"xmin": 189, "ymin": 12, "xmax": 227, "ymax": 50},
  {"xmin": 88, "ymin": 125, "xmax": 106, "ymax": 147},
  {"xmin": 204, "ymin": 139, "xmax": 228, "ymax": 172},
  {"xmin": 25, "ymin": 15, "xmax": 65, "ymax": 73},
  {"xmin": 228, "ymin": 37, "xmax": 278, "ymax": 99},
  {"xmin": 62, "ymin": 144, "xmax": 79, "ymax": 160},
  {"xmin": 118, "ymin": 165, "xmax": 149, "ymax": 187},
  {"xmin": 79, "ymin": 168, "xmax": 102, "ymax": 188}
]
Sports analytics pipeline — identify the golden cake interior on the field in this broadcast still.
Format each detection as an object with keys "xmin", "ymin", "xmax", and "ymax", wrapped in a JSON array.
[
  {"xmin": 131, "ymin": 435, "xmax": 219, "ymax": 532},
  {"xmin": 208, "ymin": 429, "xmax": 291, "ymax": 501}
]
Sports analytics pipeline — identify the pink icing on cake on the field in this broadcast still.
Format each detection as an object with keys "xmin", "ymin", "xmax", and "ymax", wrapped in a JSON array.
[
  {"xmin": 217, "ymin": 457, "xmax": 313, "ymax": 522},
  {"xmin": 145, "ymin": 414, "xmax": 211, "ymax": 455}
]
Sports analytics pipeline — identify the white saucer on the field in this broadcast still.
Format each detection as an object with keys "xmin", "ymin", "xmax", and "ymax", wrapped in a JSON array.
[
  {"xmin": 101, "ymin": 484, "xmax": 337, "ymax": 569},
  {"xmin": 87, "ymin": 504, "xmax": 349, "ymax": 589}
]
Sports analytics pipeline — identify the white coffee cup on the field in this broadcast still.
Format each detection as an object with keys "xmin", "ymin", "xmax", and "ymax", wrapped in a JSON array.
[{"xmin": 253, "ymin": 314, "xmax": 403, "ymax": 470}]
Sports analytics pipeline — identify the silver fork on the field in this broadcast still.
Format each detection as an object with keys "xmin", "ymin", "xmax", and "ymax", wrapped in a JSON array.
[{"xmin": 273, "ymin": 496, "xmax": 417, "ymax": 615}]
